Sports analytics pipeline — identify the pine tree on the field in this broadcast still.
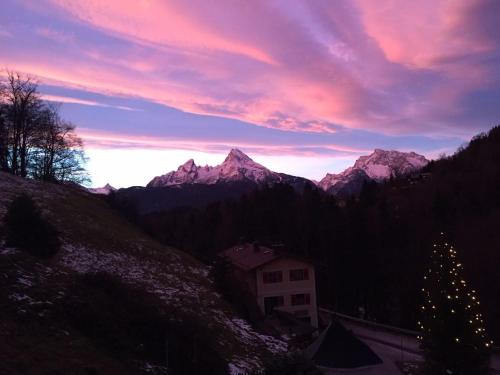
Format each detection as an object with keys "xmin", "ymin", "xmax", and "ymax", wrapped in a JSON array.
[
  {"xmin": 418, "ymin": 232, "xmax": 492, "ymax": 374},
  {"xmin": 4, "ymin": 194, "xmax": 60, "ymax": 258}
]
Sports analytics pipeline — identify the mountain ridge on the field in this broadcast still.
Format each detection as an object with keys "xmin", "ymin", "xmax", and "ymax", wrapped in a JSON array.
[
  {"xmin": 318, "ymin": 149, "xmax": 429, "ymax": 196},
  {"xmin": 146, "ymin": 148, "xmax": 429, "ymax": 197},
  {"xmin": 147, "ymin": 148, "xmax": 281, "ymax": 187}
]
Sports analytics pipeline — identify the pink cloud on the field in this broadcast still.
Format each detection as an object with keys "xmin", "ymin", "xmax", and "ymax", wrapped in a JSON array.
[
  {"xmin": 41, "ymin": 94, "xmax": 138, "ymax": 111},
  {"xmin": 355, "ymin": 0, "xmax": 496, "ymax": 69},
  {"xmin": 47, "ymin": 0, "xmax": 277, "ymax": 65},
  {"xmin": 36, "ymin": 27, "xmax": 74, "ymax": 44},
  {"xmin": 5, "ymin": 0, "xmax": 499, "ymax": 137},
  {"xmin": 14, "ymin": 0, "xmax": 375, "ymax": 132},
  {"xmin": 78, "ymin": 128, "xmax": 370, "ymax": 156}
]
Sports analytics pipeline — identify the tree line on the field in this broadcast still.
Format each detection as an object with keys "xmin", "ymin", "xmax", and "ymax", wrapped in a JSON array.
[
  {"xmin": 116, "ymin": 125, "xmax": 500, "ymax": 340},
  {"xmin": 0, "ymin": 71, "xmax": 88, "ymax": 183}
]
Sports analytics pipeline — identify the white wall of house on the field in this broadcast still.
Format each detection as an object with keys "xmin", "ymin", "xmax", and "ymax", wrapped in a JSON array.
[{"xmin": 255, "ymin": 257, "xmax": 318, "ymax": 327}]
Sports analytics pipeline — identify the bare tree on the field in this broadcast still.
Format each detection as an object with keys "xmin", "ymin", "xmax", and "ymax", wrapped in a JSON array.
[
  {"xmin": 1, "ymin": 71, "xmax": 41, "ymax": 176},
  {"xmin": 31, "ymin": 105, "xmax": 89, "ymax": 184},
  {"xmin": 1, "ymin": 70, "xmax": 89, "ymax": 184},
  {"xmin": 0, "ymin": 102, "xmax": 8, "ymax": 172},
  {"xmin": 0, "ymin": 80, "xmax": 9, "ymax": 171}
]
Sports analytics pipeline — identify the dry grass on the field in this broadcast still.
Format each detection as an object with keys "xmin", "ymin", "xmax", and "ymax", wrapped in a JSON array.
[{"xmin": 0, "ymin": 172, "xmax": 286, "ymax": 374}]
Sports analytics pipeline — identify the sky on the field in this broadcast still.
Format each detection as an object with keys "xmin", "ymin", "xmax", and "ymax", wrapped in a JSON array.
[{"xmin": 1, "ymin": 0, "xmax": 499, "ymax": 187}]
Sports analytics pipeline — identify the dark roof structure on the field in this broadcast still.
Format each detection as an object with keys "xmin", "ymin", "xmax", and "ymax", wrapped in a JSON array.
[
  {"xmin": 219, "ymin": 243, "xmax": 280, "ymax": 271},
  {"xmin": 305, "ymin": 321, "xmax": 382, "ymax": 369}
]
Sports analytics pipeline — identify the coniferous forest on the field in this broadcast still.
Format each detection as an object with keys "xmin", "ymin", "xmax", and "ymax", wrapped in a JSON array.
[{"xmin": 112, "ymin": 125, "xmax": 500, "ymax": 341}]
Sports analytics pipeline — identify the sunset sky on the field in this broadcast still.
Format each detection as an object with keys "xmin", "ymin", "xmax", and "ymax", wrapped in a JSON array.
[{"xmin": 1, "ymin": 0, "xmax": 499, "ymax": 187}]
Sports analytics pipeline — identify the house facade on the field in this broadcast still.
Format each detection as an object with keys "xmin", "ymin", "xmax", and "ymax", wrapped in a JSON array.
[{"xmin": 219, "ymin": 243, "xmax": 318, "ymax": 327}]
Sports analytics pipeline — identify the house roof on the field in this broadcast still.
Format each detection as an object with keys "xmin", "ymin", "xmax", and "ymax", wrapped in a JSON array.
[
  {"xmin": 305, "ymin": 321, "xmax": 382, "ymax": 369},
  {"xmin": 219, "ymin": 243, "xmax": 280, "ymax": 271},
  {"xmin": 219, "ymin": 243, "xmax": 316, "ymax": 271}
]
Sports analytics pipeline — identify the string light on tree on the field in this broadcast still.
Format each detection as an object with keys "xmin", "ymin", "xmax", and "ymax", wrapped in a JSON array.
[{"xmin": 419, "ymin": 232, "xmax": 491, "ymax": 374}]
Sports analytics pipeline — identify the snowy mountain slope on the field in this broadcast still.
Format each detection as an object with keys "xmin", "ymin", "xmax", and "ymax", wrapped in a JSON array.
[
  {"xmin": 319, "ymin": 168, "xmax": 371, "ymax": 196},
  {"xmin": 319, "ymin": 149, "xmax": 428, "ymax": 196},
  {"xmin": 148, "ymin": 149, "xmax": 283, "ymax": 187},
  {"xmin": 0, "ymin": 172, "xmax": 286, "ymax": 373},
  {"xmin": 123, "ymin": 149, "xmax": 312, "ymax": 214},
  {"xmin": 88, "ymin": 183, "xmax": 116, "ymax": 195},
  {"xmin": 352, "ymin": 149, "xmax": 428, "ymax": 180}
]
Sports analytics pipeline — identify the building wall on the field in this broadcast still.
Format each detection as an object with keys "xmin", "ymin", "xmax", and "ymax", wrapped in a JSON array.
[
  {"xmin": 255, "ymin": 258, "xmax": 318, "ymax": 327},
  {"xmin": 233, "ymin": 267, "xmax": 257, "ymax": 296}
]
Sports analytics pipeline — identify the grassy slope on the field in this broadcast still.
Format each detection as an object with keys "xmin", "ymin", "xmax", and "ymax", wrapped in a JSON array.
[{"xmin": 0, "ymin": 172, "xmax": 285, "ymax": 374}]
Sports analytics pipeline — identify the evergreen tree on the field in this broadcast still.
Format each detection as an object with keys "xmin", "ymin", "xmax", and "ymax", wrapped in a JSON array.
[
  {"xmin": 419, "ymin": 232, "xmax": 492, "ymax": 374},
  {"xmin": 4, "ymin": 194, "xmax": 60, "ymax": 258}
]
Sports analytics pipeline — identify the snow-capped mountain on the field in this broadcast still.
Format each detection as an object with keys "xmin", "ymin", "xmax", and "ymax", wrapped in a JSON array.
[
  {"xmin": 351, "ymin": 149, "xmax": 428, "ymax": 180},
  {"xmin": 147, "ymin": 148, "xmax": 428, "ymax": 198},
  {"xmin": 148, "ymin": 149, "xmax": 283, "ymax": 187},
  {"xmin": 88, "ymin": 183, "xmax": 116, "ymax": 195},
  {"xmin": 319, "ymin": 149, "xmax": 428, "ymax": 195}
]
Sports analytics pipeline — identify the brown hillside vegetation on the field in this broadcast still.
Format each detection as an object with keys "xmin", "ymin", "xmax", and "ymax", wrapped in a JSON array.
[{"xmin": 0, "ymin": 172, "xmax": 286, "ymax": 374}]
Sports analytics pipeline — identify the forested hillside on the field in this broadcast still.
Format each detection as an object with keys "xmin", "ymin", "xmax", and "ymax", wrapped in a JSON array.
[{"xmin": 123, "ymin": 125, "xmax": 500, "ymax": 340}]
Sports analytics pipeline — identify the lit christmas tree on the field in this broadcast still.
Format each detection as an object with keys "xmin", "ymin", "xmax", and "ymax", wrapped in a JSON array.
[{"xmin": 418, "ymin": 232, "xmax": 492, "ymax": 374}]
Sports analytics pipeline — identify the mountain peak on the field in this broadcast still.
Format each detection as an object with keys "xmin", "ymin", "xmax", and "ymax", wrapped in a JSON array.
[
  {"xmin": 224, "ymin": 148, "xmax": 252, "ymax": 164},
  {"xmin": 355, "ymin": 149, "xmax": 428, "ymax": 180},
  {"xmin": 88, "ymin": 183, "xmax": 116, "ymax": 195},
  {"xmin": 319, "ymin": 149, "xmax": 428, "ymax": 195},
  {"xmin": 179, "ymin": 158, "xmax": 196, "ymax": 171},
  {"xmin": 147, "ymin": 148, "xmax": 283, "ymax": 187}
]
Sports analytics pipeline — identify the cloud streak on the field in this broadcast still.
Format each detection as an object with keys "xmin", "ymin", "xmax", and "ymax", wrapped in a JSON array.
[
  {"xmin": 42, "ymin": 94, "xmax": 138, "ymax": 111},
  {"xmin": 78, "ymin": 128, "xmax": 371, "ymax": 157},
  {"xmin": 0, "ymin": 0, "xmax": 496, "ymax": 138}
]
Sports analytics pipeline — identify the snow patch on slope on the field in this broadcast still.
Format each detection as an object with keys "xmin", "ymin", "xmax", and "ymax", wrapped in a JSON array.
[{"xmin": 60, "ymin": 243, "xmax": 287, "ymax": 371}]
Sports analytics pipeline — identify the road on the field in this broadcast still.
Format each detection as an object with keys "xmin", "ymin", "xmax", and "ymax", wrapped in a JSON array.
[{"xmin": 319, "ymin": 308, "xmax": 500, "ymax": 374}]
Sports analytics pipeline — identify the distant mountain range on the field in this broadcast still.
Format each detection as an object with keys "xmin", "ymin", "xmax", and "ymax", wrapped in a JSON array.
[
  {"xmin": 92, "ymin": 148, "xmax": 428, "ymax": 198},
  {"xmin": 147, "ymin": 148, "xmax": 311, "ymax": 190},
  {"xmin": 141, "ymin": 148, "xmax": 428, "ymax": 195},
  {"xmin": 96, "ymin": 148, "xmax": 428, "ymax": 214}
]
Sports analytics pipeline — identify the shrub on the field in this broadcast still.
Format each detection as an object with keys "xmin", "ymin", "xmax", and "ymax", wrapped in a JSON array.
[{"xmin": 3, "ymin": 194, "xmax": 60, "ymax": 258}]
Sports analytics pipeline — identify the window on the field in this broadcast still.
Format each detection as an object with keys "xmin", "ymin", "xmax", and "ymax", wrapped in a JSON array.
[
  {"xmin": 291, "ymin": 293, "xmax": 311, "ymax": 306},
  {"xmin": 263, "ymin": 271, "xmax": 283, "ymax": 284},
  {"xmin": 290, "ymin": 268, "xmax": 309, "ymax": 281},
  {"xmin": 264, "ymin": 296, "xmax": 284, "ymax": 315}
]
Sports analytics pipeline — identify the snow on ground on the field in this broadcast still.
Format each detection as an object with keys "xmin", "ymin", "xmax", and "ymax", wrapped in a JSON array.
[
  {"xmin": 1, "ymin": 240, "xmax": 287, "ymax": 373},
  {"xmin": 231, "ymin": 317, "xmax": 288, "ymax": 354},
  {"xmin": 60, "ymin": 243, "xmax": 287, "ymax": 371},
  {"xmin": 0, "ymin": 173, "xmax": 287, "ymax": 372},
  {"xmin": 228, "ymin": 358, "xmax": 262, "ymax": 375}
]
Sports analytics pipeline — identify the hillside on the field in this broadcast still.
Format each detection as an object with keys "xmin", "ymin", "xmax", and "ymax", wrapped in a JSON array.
[
  {"xmin": 0, "ymin": 172, "xmax": 286, "ymax": 374},
  {"xmin": 130, "ymin": 125, "xmax": 500, "ymax": 341}
]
